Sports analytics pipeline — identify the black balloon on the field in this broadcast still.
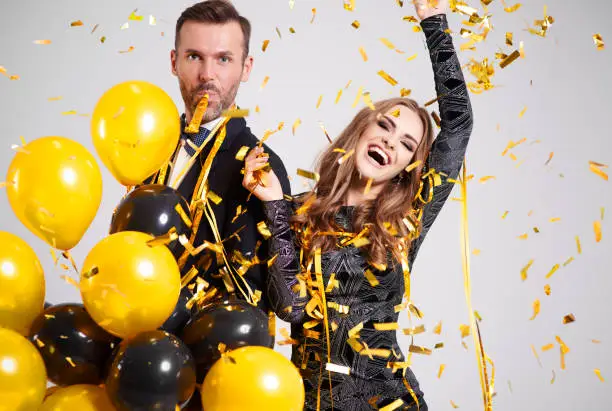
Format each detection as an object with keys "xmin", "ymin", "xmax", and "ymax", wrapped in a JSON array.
[
  {"xmin": 109, "ymin": 184, "xmax": 192, "ymax": 258},
  {"xmin": 29, "ymin": 303, "xmax": 119, "ymax": 386},
  {"xmin": 105, "ymin": 330, "xmax": 196, "ymax": 411},
  {"xmin": 180, "ymin": 298, "xmax": 274, "ymax": 383},
  {"xmin": 160, "ymin": 287, "xmax": 195, "ymax": 335}
]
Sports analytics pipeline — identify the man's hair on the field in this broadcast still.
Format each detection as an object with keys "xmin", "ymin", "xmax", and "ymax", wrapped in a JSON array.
[{"xmin": 175, "ymin": 0, "xmax": 251, "ymax": 59}]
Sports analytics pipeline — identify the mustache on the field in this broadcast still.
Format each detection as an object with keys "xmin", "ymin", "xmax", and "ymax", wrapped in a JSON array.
[{"xmin": 193, "ymin": 84, "xmax": 220, "ymax": 96}]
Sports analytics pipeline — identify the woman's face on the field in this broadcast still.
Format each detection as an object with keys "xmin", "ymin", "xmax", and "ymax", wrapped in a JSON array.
[{"xmin": 354, "ymin": 104, "xmax": 424, "ymax": 183}]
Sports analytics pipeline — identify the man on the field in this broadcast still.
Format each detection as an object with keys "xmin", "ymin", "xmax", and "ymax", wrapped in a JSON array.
[{"xmin": 149, "ymin": 0, "xmax": 291, "ymax": 312}]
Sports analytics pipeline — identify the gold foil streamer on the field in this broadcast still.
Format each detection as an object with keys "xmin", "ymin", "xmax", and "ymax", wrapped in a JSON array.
[
  {"xmin": 409, "ymin": 345, "xmax": 432, "ymax": 355},
  {"xmin": 363, "ymin": 178, "xmax": 373, "ymax": 195},
  {"xmin": 542, "ymin": 343, "xmax": 554, "ymax": 352},
  {"xmin": 500, "ymin": 50, "xmax": 520, "ymax": 69},
  {"xmin": 458, "ymin": 163, "xmax": 494, "ymax": 410},
  {"xmin": 364, "ymin": 269, "xmax": 379, "ymax": 287},
  {"xmin": 531, "ymin": 344, "xmax": 542, "ymax": 367},
  {"xmin": 235, "ymin": 146, "xmax": 249, "ymax": 162},
  {"xmin": 380, "ymin": 399, "xmax": 403, "ymax": 411},
  {"xmin": 528, "ymin": 6, "xmax": 554, "ymax": 37},
  {"xmin": 325, "ymin": 363, "xmax": 351, "ymax": 375},
  {"xmin": 297, "ymin": 169, "xmax": 320, "ymax": 181},
  {"xmin": 185, "ymin": 95, "xmax": 209, "ymax": 133},
  {"xmin": 378, "ymin": 70, "xmax": 398, "ymax": 86},
  {"xmin": 374, "ymin": 323, "xmax": 399, "ymax": 331},
  {"xmin": 402, "ymin": 325, "xmax": 425, "ymax": 335},
  {"xmin": 257, "ymin": 221, "xmax": 272, "ymax": 239}
]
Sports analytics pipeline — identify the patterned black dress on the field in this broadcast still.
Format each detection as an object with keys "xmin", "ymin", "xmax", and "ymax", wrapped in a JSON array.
[{"xmin": 262, "ymin": 14, "xmax": 473, "ymax": 411}]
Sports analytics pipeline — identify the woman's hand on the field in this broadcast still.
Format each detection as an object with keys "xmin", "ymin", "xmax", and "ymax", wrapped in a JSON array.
[
  {"xmin": 242, "ymin": 146, "xmax": 284, "ymax": 202},
  {"xmin": 414, "ymin": 0, "xmax": 448, "ymax": 20}
]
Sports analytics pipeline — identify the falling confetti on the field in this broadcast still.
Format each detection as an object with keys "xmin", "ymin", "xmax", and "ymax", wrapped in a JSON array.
[
  {"xmin": 529, "ymin": 299, "xmax": 540, "ymax": 321},
  {"xmin": 589, "ymin": 161, "xmax": 608, "ymax": 180},
  {"xmin": 128, "ymin": 10, "xmax": 143, "ymax": 21},
  {"xmin": 260, "ymin": 76, "xmax": 270, "ymax": 90},
  {"xmin": 594, "ymin": 221, "xmax": 602, "ymax": 242},
  {"xmin": 556, "ymin": 336, "xmax": 570, "ymax": 370},
  {"xmin": 343, "ymin": 0, "xmax": 355, "ymax": 11},
  {"xmin": 500, "ymin": 50, "xmax": 521, "ymax": 69},
  {"xmin": 400, "ymin": 88, "xmax": 412, "ymax": 97},
  {"xmin": 506, "ymin": 32, "xmax": 513, "ymax": 46},
  {"xmin": 576, "ymin": 236, "xmax": 582, "ymax": 254},
  {"xmin": 289, "ymin": 27, "xmax": 296, "ymax": 34},
  {"xmin": 311, "ymin": 8, "xmax": 317, "ymax": 24},
  {"xmin": 545, "ymin": 264, "xmax": 560, "ymax": 279},
  {"xmin": 292, "ymin": 119, "xmax": 301, "ymax": 135},
  {"xmin": 551, "ymin": 370, "xmax": 556, "ymax": 384},
  {"xmin": 531, "ymin": 344, "xmax": 543, "ymax": 367},
  {"xmin": 433, "ymin": 321, "xmax": 442, "ymax": 335},
  {"xmin": 438, "ymin": 364, "xmax": 446, "ymax": 378},
  {"xmin": 593, "ymin": 34, "xmax": 605, "ymax": 50},
  {"xmin": 563, "ymin": 314, "xmax": 576, "ymax": 324},
  {"xmin": 503, "ymin": 1, "xmax": 522, "ymax": 12},
  {"xmin": 262, "ymin": 40, "xmax": 270, "ymax": 52},
  {"xmin": 527, "ymin": 6, "xmax": 555, "ymax": 37},
  {"xmin": 519, "ymin": 106, "xmax": 527, "ymax": 118},
  {"xmin": 33, "ymin": 40, "xmax": 52, "ymax": 45},
  {"xmin": 119, "ymin": 46, "xmax": 135, "ymax": 54},
  {"xmin": 70, "ymin": 20, "xmax": 84, "ymax": 27},
  {"xmin": 450, "ymin": 400, "xmax": 460, "ymax": 408},
  {"xmin": 521, "ymin": 259, "xmax": 534, "ymax": 281},
  {"xmin": 352, "ymin": 20, "xmax": 360, "ymax": 29},
  {"xmin": 316, "ymin": 95, "xmax": 323, "ymax": 109},
  {"xmin": 595, "ymin": 369, "xmax": 605, "ymax": 382},
  {"xmin": 378, "ymin": 70, "xmax": 398, "ymax": 86},
  {"xmin": 544, "ymin": 284, "xmax": 551, "ymax": 295},
  {"xmin": 359, "ymin": 47, "xmax": 368, "ymax": 61},
  {"xmin": 335, "ymin": 89, "xmax": 343, "ymax": 104}
]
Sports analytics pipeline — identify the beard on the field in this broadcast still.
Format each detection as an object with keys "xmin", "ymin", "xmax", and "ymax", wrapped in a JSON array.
[{"xmin": 179, "ymin": 79, "xmax": 240, "ymax": 123}]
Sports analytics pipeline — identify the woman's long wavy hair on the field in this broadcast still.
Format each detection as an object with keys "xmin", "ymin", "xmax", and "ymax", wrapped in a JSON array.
[{"xmin": 293, "ymin": 97, "xmax": 435, "ymax": 267}]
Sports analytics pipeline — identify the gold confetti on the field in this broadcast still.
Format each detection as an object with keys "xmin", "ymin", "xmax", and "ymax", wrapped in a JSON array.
[
  {"xmin": 380, "ymin": 38, "xmax": 396, "ymax": 50},
  {"xmin": 527, "ymin": 6, "xmax": 555, "ymax": 38},
  {"xmin": 563, "ymin": 314, "xmax": 576, "ymax": 324},
  {"xmin": 297, "ymin": 169, "xmax": 320, "ymax": 181},
  {"xmin": 545, "ymin": 264, "xmax": 560, "ymax": 279},
  {"xmin": 364, "ymin": 269, "xmax": 379, "ymax": 287},
  {"xmin": 206, "ymin": 191, "xmax": 222, "ymax": 205},
  {"xmin": 431, "ymin": 111, "xmax": 441, "ymax": 128},
  {"xmin": 128, "ymin": 10, "xmax": 143, "ymax": 21},
  {"xmin": 359, "ymin": 47, "xmax": 368, "ymax": 61},
  {"xmin": 519, "ymin": 106, "xmax": 527, "ymax": 118},
  {"xmin": 544, "ymin": 284, "xmax": 551, "ymax": 295},
  {"xmin": 262, "ymin": 40, "xmax": 270, "ymax": 52},
  {"xmin": 500, "ymin": 50, "xmax": 521, "ymax": 68},
  {"xmin": 551, "ymin": 370, "xmax": 556, "ymax": 384},
  {"xmin": 434, "ymin": 342, "xmax": 444, "ymax": 349},
  {"xmin": 459, "ymin": 324, "xmax": 471, "ymax": 338},
  {"xmin": 433, "ymin": 321, "xmax": 442, "ymax": 335},
  {"xmin": 450, "ymin": 400, "xmax": 459, "ymax": 409},
  {"xmin": 343, "ymin": 0, "xmax": 355, "ymax": 11},
  {"xmin": 352, "ymin": 20, "xmax": 360, "ymax": 29},
  {"xmin": 119, "ymin": 46, "xmax": 135, "ymax": 54},
  {"xmin": 363, "ymin": 178, "xmax": 373, "ymax": 195},
  {"xmin": 289, "ymin": 27, "xmax": 296, "ymax": 34},
  {"xmin": 403, "ymin": 16, "xmax": 418, "ymax": 23},
  {"xmin": 518, "ymin": 233, "xmax": 528, "ymax": 240},
  {"xmin": 338, "ymin": 149, "xmax": 355, "ymax": 165},
  {"xmin": 542, "ymin": 343, "xmax": 554, "ymax": 351},
  {"xmin": 335, "ymin": 89, "xmax": 343, "ymax": 104},
  {"xmin": 563, "ymin": 257, "xmax": 574, "ymax": 267},
  {"xmin": 576, "ymin": 236, "xmax": 582, "ymax": 254},
  {"xmin": 529, "ymin": 299, "xmax": 540, "ymax": 320},
  {"xmin": 70, "ymin": 20, "xmax": 84, "ymax": 27},
  {"xmin": 65, "ymin": 357, "xmax": 76, "ymax": 367},
  {"xmin": 311, "ymin": 8, "xmax": 317, "ymax": 23},
  {"xmin": 409, "ymin": 345, "xmax": 432, "ymax": 355},
  {"xmin": 601, "ymin": 207, "xmax": 605, "ymax": 220},
  {"xmin": 412, "ymin": 26, "xmax": 422, "ymax": 33},
  {"xmin": 479, "ymin": 176, "xmax": 495, "ymax": 183},
  {"xmin": 378, "ymin": 70, "xmax": 398, "ymax": 86},
  {"xmin": 595, "ymin": 369, "xmax": 605, "ymax": 382},
  {"xmin": 503, "ymin": 2, "xmax": 522, "ymax": 13},
  {"xmin": 257, "ymin": 221, "xmax": 271, "ymax": 239},
  {"xmin": 48, "ymin": 96, "xmax": 63, "ymax": 101},
  {"xmin": 374, "ymin": 322, "xmax": 399, "ymax": 331},
  {"xmin": 120, "ymin": 22, "xmax": 129, "ymax": 30},
  {"xmin": 100, "ymin": 36, "xmax": 106, "ymax": 43},
  {"xmin": 438, "ymin": 364, "xmax": 446, "ymax": 379},
  {"xmin": 33, "ymin": 39, "xmax": 52, "ymax": 45},
  {"xmin": 275, "ymin": 27, "xmax": 282, "ymax": 38},
  {"xmin": 501, "ymin": 211, "xmax": 509, "ymax": 219},
  {"xmin": 62, "ymin": 110, "xmax": 77, "ymax": 115},
  {"xmin": 556, "ymin": 335, "xmax": 570, "ymax": 370},
  {"xmin": 506, "ymin": 32, "xmax": 513, "ymax": 46},
  {"xmin": 255, "ymin": 105, "xmax": 260, "ymax": 113},
  {"xmin": 466, "ymin": 57, "xmax": 495, "ymax": 93},
  {"xmin": 316, "ymin": 94, "xmax": 323, "ymax": 109},
  {"xmin": 406, "ymin": 53, "xmax": 417, "ymax": 62},
  {"xmin": 593, "ymin": 340, "xmax": 602, "ymax": 344},
  {"xmin": 472, "ymin": 249, "xmax": 481, "ymax": 255},
  {"xmin": 531, "ymin": 344, "xmax": 543, "ymax": 367},
  {"xmin": 589, "ymin": 161, "xmax": 608, "ymax": 181},
  {"xmin": 404, "ymin": 160, "xmax": 421, "ymax": 173},
  {"xmin": 594, "ymin": 221, "xmax": 602, "ymax": 242},
  {"xmin": 221, "ymin": 108, "xmax": 249, "ymax": 118},
  {"xmin": 292, "ymin": 119, "xmax": 301, "ymax": 135},
  {"xmin": 260, "ymin": 76, "xmax": 270, "ymax": 90},
  {"xmin": 149, "ymin": 15, "xmax": 157, "ymax": 26},
  {"xmin": 402, "ymin": 325, "xmax": 425, "ymax": 335},
  {"xmin": 593, "ymin": 34, "xmax": 605, "ymax": 51},
  {"xmin": 519, "ymin": 41, "xmax": 525, "ymax": 57}
]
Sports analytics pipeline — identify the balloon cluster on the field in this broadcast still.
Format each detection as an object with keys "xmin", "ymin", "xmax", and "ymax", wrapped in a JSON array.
[{"xmin": 1, "ymin": 81, "xmax": 304, "ymax": 410}]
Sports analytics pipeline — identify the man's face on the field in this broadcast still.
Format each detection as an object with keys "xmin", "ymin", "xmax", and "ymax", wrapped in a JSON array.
[{"xmin": 171, "ymin": 21, "xmax": 253, "ymax": 123}]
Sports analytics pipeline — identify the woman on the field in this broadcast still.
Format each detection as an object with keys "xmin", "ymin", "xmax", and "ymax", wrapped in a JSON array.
[{"xmin": 243, "ymin": 1, "xmax": 472, "ymax": 409}]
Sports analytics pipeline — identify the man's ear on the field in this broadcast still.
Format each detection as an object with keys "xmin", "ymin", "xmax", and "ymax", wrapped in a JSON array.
[
  {"xmin": 241, "ymin": 55, "xmax": 254, "ymax": 82},
  {"xmin": 170, "ymin": 49, "xmax": 178, "ymax": 77}
]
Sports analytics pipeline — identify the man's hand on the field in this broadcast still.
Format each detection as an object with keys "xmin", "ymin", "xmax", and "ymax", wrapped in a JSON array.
[
  {"xmin": 414, "ymin": 0, "xmax": 449, "ymax": 20},
  {"xmin": 242, "ymin": 146, "xmax": 284, "ymax": 202}
]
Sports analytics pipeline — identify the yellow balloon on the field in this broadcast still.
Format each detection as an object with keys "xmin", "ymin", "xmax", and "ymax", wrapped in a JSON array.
[
  {"xmin": 202, "ymin": 346, "xmax": 305, "ymax": 411},
  {"xmin": 5, "ymin": 136, "xmax": 103, "ymax": 250},
  {"xmin": 0, "ymin": 232, "xmax": 45, "ymax": 335},
  {"xmin": 91, "ymin": 80, "xmax": 181, "ymax": 186},
  {"xmin": 40, "ymin": 385, "xmax": 115, "ymax": 411},
  {"xmin": 0, "ymin": 327, "xmax": 47, "ymax": 411},
  {"xmin": 80, "ymin": 231, "xmax": 181, "ymax": 339}
]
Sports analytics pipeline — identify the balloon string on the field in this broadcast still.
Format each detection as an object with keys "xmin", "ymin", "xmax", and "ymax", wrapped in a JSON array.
[{"xmin": 458, "ymin": 159, "xmax": 493, "ymax": 411}]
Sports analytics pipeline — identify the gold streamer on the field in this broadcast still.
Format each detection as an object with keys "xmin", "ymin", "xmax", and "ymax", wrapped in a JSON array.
[{"xmin": 458, "ymin": 160, "xmax": 493, "ymax": 410}]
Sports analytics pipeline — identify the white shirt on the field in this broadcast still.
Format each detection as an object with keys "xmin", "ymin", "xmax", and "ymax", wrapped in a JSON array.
[{"xmin": 168, "ymin": 116, "xmax": 224, "ymax": 189}]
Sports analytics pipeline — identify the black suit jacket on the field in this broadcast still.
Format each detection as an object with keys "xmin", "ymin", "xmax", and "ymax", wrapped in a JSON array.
[{"xmin": 148, "ymin": 117, "xmax": 291, "ymax": 312}]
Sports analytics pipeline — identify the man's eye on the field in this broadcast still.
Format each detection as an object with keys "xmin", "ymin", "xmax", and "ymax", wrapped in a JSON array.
[
  {"xmin": 219, "ymin": 56, "xmax": 230, "ymax": 63},
  {"xmin": 187, "ymin": 54, "xmax": 200, "ymax": 61}
]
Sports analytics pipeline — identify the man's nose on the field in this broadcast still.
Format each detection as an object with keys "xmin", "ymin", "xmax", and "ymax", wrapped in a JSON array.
[{"xmin": 198, "ymin": 60, "xmax": 215, "ymax": 82}]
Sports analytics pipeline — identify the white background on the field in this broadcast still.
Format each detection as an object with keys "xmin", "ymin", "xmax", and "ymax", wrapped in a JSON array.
[{"xmin": 1, "ymin": 0, "xmax": 611, "ymax": 409}]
